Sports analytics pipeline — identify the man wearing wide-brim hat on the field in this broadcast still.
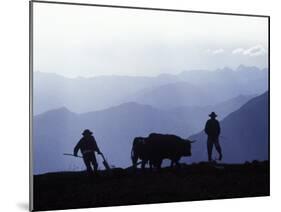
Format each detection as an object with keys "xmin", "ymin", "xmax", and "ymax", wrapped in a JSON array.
[
  {"xmin": 74, "ymin": 129, "xmax": 102, "ymax": 174},
  {"xmin": 204, "ymin": 112, "xmax": 223, "ymax": 162}
]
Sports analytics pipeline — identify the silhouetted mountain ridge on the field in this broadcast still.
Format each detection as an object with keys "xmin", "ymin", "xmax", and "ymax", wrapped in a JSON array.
[
  {"xmin": 33, "ymin": 92, "xmax": 267, "ymax": 174},
  {"xmin": 34, "ymin": 65, "xmax": 268, "ymax": 114}
]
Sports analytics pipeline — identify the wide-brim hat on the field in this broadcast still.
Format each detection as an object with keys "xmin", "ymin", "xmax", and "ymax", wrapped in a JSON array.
[
  {"xmin": 209, "ymin": 112, "xmax": 218, "ymax": 118},
  {"xmin": 82, "ymin": 129, "xmax": 93, "ymax": 136}
]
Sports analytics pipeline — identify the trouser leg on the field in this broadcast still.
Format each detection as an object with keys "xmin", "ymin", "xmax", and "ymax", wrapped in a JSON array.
[
  {"xmin": 91, "ymin": 153, "xmax": 98, "ymax": 172},
  {"xmin": 83, "ymin": 156, "xmax": 93, "ymax": 173},
  {"xmin": 214, "ymin": 140, "xmax": 222, "ymax": 160},
  {"xmin": 207, "ymin": 138, "xmax": 213, "ymax": 161}
]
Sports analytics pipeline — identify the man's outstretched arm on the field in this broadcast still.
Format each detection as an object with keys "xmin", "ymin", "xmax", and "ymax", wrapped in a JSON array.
[
  {"xmin": 217, "ymin": 121, "xmax": 221, "ymax": 135},
  {"xmin": 93, "ymin": 137, "xmax": 102, "ymax": 154},
  {"xmin": 73, "ymin": 140, "xmax": 81, "ymax": 156},
  {"xmin": 204, "ymin": 121, "xmax": 209, "ymax": 135}
]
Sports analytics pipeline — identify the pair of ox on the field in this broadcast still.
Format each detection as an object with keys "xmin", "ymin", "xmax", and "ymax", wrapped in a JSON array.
[{"xmin": 131, "ymin": 133, "xmax": 195, "ymax": 169}]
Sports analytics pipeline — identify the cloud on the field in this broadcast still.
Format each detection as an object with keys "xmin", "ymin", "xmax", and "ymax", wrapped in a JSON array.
[
  {"xmin": 206, "ymin": 48, "xmax": 225, "ymax": 55},
  {"xmin": 213, "ymin": 48, "xmax": 225, "ymax": 54},
  {"xmin": 232, "ymin": 48, "xmax": 244, "ymax": 54},
  {"xmin": 232, "ymin": 45, "xmax": 266, "ymax": 56},
  {"xmin": 243, "ymin": 45, "xmax": 267, "ymax": 56}
]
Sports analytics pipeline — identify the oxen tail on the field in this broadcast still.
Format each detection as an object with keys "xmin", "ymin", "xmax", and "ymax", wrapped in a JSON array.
[
  {"xmin": 131, "ymin": 137, "xmax": 145, "ymax": 168},
  {"xmin": 131, "ymin": 147, "xmax": 134, "ymax": 160},
  {"xmin": 131, "ymin": 146, "xmax": 136, "ymax": 166}
]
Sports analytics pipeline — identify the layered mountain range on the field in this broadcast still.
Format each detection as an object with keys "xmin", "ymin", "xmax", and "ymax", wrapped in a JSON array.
[
  {"xmin": 34, "ymin": 65, "xmax": 268, "ymax": 114},
  {"xmin": 33, "ymin": 66, "xmax": 269, "ymax": 174}
]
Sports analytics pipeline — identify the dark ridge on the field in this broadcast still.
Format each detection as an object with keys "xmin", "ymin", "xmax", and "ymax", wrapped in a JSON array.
[{"xmin": 33, "ymin": 161, "xmax": 269, "ymax": 211}]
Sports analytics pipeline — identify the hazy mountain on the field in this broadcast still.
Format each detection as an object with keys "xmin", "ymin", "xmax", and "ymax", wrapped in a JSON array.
[
  {"xmin": 33, "ymin": 102, "xmax": 192, "ymax": 174},
  {"xmin": 33, "ymin": 72, "xmax": 181, "ymax": 115},
  {"xmin": 188, "ymin": 91, "xmax": 269, "ymax": 163},
  {"xmin": 34, "ymin": 66, "xmax": 268, "ymax": 114},
  {"xmin": 33, "ymin": 93, "xmax": 263, "ymax": 174},
  {"xmin": 130, "ymin": 81, "xmax": 214, "ymax": 108},
  {"xmin": 168, "ymin": 94, "xmax": 256, "ymax": 135},
  {"xmin": 132, "ymin": 66, "xmax": 268, "ymax": 108},
  {"xmin": 179, "ymin": 65, "xmax": 268, "ymax": 93}
]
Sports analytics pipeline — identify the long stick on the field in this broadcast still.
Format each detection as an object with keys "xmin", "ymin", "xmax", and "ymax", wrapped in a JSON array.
[
  {"xmin": 100, "ymin": 153, "xmax": 111, "ymax": 170},
  {"xmin": 64, "ymin": 153, "xmax": 111, "ymax": 170},
  {"xmin": 63, "ymin": 153, "xmax": 83, "ymax": 158}
]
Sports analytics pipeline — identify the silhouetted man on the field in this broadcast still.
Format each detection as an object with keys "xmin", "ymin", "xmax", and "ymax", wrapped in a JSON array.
[
  {"xmin": 204, "ymin": 112, "xmax": 223, "ymax": 162},
  {"xmin": 74, "ymin": 129, "xmax": 102, "ymax": 174}
]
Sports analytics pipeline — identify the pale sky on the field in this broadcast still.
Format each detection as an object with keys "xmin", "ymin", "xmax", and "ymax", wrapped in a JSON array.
[{"xmin": 33, "ymin": 2, "xmax": 269, "ymax": 78}]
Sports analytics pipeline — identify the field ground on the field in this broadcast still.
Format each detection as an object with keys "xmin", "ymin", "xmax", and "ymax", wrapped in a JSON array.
[{"xmin": 33, "ymin": 161, "xmax": 269, "ymax": 211}]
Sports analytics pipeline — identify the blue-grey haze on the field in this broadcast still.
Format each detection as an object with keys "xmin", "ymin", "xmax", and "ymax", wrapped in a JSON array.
[
  {"xmin": 32, "ymin": 3, "xmax": 269, "ymax": 174},
  {"xmin": 34, "ymin": 66, "xmax": 267, "ymax": 115},
  {"xmin": 33, "ymin": 66, "xmax": 268, "ymax": 174}
]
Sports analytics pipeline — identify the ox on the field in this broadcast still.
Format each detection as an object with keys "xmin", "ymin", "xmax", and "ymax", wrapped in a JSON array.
[{"xmin": 131, "ymin": 133, "xmax": 194, "ymax": 169}]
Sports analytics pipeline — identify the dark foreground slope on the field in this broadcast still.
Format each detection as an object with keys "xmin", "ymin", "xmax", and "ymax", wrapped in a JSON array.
[{"xmin": 33, "ymin": 161, "xmax": 269, "ymax": 211}]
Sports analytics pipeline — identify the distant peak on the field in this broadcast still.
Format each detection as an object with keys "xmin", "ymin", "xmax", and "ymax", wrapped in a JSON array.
[
  {"xmin": 106, "ymin": 102, "xmax": 156, "ymax": 112},
  {"xmin": 35, "ymin": 107, "xmax": 76, "ymax": 118},
  {"xmin": 56, "ymin": 106, "xmax": 70, "ymax": 112},
  {"xmin": 157, "ymin": 73, "xmax": 178, "ymax": 80},
  {"xmin": 237, "ymin": 64, "xmax": 247, "ymax": 70},
  {"xmin": 119, "ymin": 102, "xmax": 153, "ymax": 108},
  {"xmin": 48, "ymin": 107, "xmax": 73, "ymax": 114},
  {"xmin": 236, "ymin": 65, "xmax": 260, "ymax": 72},
  {"xmin": 217, "ymin": 67, "xmax": 233, "ymax": 72},
  {"xmin": 120, "ymin": 102, "xmax": 140, "ymax": 107}
]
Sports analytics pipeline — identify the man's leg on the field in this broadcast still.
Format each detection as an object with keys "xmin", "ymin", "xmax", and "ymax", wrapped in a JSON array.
[
  {"xmin": 214, "ymin": 138, "xmax": 223, "ymax": 160},
  {"xmin": 91, "ymin": 153, "xmax": 98, "ymax": 173},
  {"xmin": 207, "ymin": 138, "xmax": 213, "ymax": 162},
  {"xmin": 83, "ymin": 155, "xmax": 93, "ymax": 173}
]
